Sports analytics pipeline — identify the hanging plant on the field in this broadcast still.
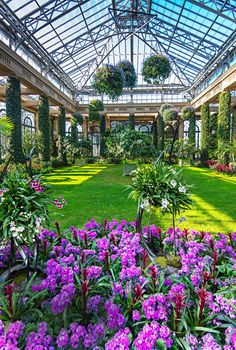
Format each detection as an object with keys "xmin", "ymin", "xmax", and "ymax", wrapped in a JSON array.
[
  {"xmin": 181, "ymin": 106, "xmax": 195, "ymax": 121},
  {"xmin": 162, "ymin": 105, "xmax": 178, "ymax": 122},
  {"xmin": 73, "ymin": 112, "xmax": 83, "ymax": 126},
  {"xmin": 88, "ymin": 99, "xmax": 104, "ymax": 122},
  {"xmin": 92, "ymin": 64, "xmax": 125, "ymax": 101},
  {"xmin": 117, "ymin": 60, "xmax": 137, "ymax": 89},
  {"xmin": 142, "ymin": 54, "xmax": 171, "ymax": 84}
]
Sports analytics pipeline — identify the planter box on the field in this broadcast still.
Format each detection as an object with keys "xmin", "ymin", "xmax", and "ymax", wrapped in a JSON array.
[
  {"xmin": 75, "ymin": 158, "xmax": 87, "ymax": 166},
  {"xmin": 122, "ymin": 163, "xmax": 137, "ymax": 176}
]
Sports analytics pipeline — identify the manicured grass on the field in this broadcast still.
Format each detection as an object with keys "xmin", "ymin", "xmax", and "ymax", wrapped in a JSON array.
[{"xmin": 45, "ymin": 164, "xmax": 236, "ymax": 233}]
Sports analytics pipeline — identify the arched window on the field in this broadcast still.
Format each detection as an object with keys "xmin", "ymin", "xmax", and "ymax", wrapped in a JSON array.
[{"xmin": 21, "ymin": 111, "xmax": 35, "ymax": 133}]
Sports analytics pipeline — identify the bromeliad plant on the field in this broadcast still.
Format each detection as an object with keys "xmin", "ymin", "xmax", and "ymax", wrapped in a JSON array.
[{"xmin": 0, "ymin": 219, "xmax": 235, "ymax": 349}]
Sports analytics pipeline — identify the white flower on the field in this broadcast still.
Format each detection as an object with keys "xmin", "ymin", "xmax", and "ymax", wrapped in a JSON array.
[
  {"xmin": 161, "ymin": 198, "xmax": 169, "ymax": 209},
  {"xmin": 178, "ymin": 185, "xmax": 186, "ymax": 193},
  {"xmin": 140, "ymin": 199, "xmax": 150, "ymax": 212},
  {"xmin": 170, "ymin": 180, "xmax": 177, "ymax": 188},
  {"xmin": 170, "ymin": 168, "xmax": 176, "ymax": 174}
]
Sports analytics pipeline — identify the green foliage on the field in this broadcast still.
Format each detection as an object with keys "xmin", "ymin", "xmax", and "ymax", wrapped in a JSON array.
[
  {"xmin": 6, "ymin": 76, "xmax": 24, "ymax": 162},
  {"xmin": 89, "ymin": 100, "xmax": 104, "ymax": 121},
  {"xmin": 217, "ymin": 91, "xmax": 231, "ymax": 164},
  {"xmin": 0, "ymin": 116, "xmax": 14, "ymax": 137},
  {"xmin": 142, "ymin": 54, "xmax": 171, "ymax": 84},
  {"xmin": 129, "ymin": 162, "xmax": 193, "ymax": 219},
  {"xmin": 77, "ymin": 138, "xmax": 92, "ymax": 158},
  {"xmin": 200, "ymin": 104, "xmax": 210, "ymax": 162},
  {"xmin": 181, "ymin": 106, "xmax": 195, "ymax": 121},
  {"xmin": 117, "ymin": 60, "xmax": 137, "ymax": 89},
  {"xmin": 92, "ymin": 64, "xmax": 125, "ymax": 100},
  {"xmin": 181, "ymin": 106, "xmax": 196, "ymax": 145},
  {"xmin": 38, "ymin": 95, "xmax": 50, "ymax": 162},
  {"xmin": 106, "ymin": 126, "xmax": 156, "ymax": 164},
  {"xmin": 188, "ymin": 114, "xmax": 196, "ymax": 146},
  {"xmin": 22, "ymin": 130, "xmax": 43, "ymax": 157},
  {"xmin": 128, "ymin": 114, "xmax": 135, "ymax": 130},
  {"xmin": 57, "ymin": 107, "xmax": 67, "ymax": 164},
  {"xmin": 64, "ymin": 138, "xmax": 79, "ymax": 164},
  {"xmin": 163, "ymin": 108, "xmax": 178, "ymax": 122},
  {"xmin": 209, "ymin": 113, "xmax": 218, "ymax": 159},
  {"xmin": 0, "ymin": 273, "xmax": 47, "ymax": 322},
  {"xmin": 175, "ymin": 139, "xmax": 196, "ymax": 162},
  {"xmin": 70, "ymin": 116, "xmax": 79, "ymax": 146},
  {"xmin": 0, "ymin": 172, "xmax": 50, "ymax": 243},
  {"xmin": 157, "ymin": 114, "xmax": 165, "ymax": 153},
  {"xmin": 100, "ymin": 114, "xmax": 106, "ymax": 157},
  {"xmin": 73, "ymin": 112, "xmax": 83, "ymax": 125},
  {"xmin": 152, "ymin": 119, "xmax": 158, "ymax": 149}
]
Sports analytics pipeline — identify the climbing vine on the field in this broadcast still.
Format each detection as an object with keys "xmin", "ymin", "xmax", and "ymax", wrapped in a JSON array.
[
  {"xmin": 128, "ymin": 114, "xmax": 135, "ymax": 130},
  {"xmin": 38, "ymin": 95, "xmax": 50, "ymax": 162},
  {"xmin": 217, "ymin": 91, "xmax": 231, "ymax": 164},
  {"xmin": 200, "ymin": 104, "xmax": 210, "ymax": 162},
  {"xmin": 6, "ymin": 76, "xmax": 24, "ymax": 162},
  {"xmin": 57, "ymin": 107, "xmax": 67, "ymax": 164}
]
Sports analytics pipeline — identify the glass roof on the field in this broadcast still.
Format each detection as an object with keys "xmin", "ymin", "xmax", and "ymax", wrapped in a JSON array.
[{"xmin": 1, "ymin": 0, "xmax": 236, "ymax": 93}]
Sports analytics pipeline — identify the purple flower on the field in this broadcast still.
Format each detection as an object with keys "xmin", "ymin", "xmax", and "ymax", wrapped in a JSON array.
[
  {"xmin": 132, "ymin": 310, "xmax": 140, "ymax": 321},
  {"xmin": 105, "ymin": 328, "xmax": 131, "ymax": 350},
  {"xmin": 56, "ymin": 329, "xmax": 69, "ymax": 348}
]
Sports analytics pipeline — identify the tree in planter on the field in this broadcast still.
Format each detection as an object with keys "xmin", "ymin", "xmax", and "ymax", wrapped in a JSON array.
[
  {"xmin": 117, "ymin": 60, "xmax": 137, "ymax": 89},
  {"xmin": 200, "ymin": 104, "xmax": 210, "ymax": 162},
  {"xmin": 209, "ymin": 112, "xmax": 218, "ymax": 159},
  {"xmin": 217, "ymin": 91, "xmax": 231, "ymax": 164},
  {"xmin": 128, "ymin": 114, "xmax": 135, "ymax": 130},
  {"xmin": 6, "ymin": 76, "xmax": 24, "ymax": 163},
  {"xmin": 142, "ymin": 54, "xmax": 171, "ymax": 84},
  {"xmin": 38, "ymin": 96, "xmax": 50, "ymax": 162},
  {"xmin": 71, "ymin": 112, "xmax": 83, "ymax": 146},
  {"xmin": 92, "ymin": 64, "xmax": 125, "ymax": 101},
  {"xmin": 57, "ymin": 107, "xmax": 67, "ymax": 164}
]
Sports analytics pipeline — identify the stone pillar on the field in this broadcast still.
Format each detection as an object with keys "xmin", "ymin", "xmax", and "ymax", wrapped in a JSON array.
[
  {"xmin": 179, "ymin": 119, "xmax": 184, "ymax": 139},
  {"xmin": 105, "ymin": 114, "xmax": 110, "ymax": 129},
  {"xmin": 83, "ymin": 117, "xmax": 88, "ymax": 138}
]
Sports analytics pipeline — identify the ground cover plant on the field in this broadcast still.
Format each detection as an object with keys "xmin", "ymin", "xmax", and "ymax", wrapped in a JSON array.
[
  {"xmin": 0, "ymin": 219, "xmax": 235, "ymax": 349},
  {"xmin": 45, "ymin": 164, "xmax": 236, "ymax": 233}
]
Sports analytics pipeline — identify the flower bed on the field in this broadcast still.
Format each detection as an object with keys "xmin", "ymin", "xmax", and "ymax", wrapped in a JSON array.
[
  {"xmin": 0, "ymin": 220, "xmax": 235, "ymax": 349},
  {"xmin": 205, "ymin": 160, "xmax": 235, "ymax": 175}
]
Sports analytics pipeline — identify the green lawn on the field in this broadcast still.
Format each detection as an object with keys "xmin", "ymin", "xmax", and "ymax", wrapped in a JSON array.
[{"xmin": 45, "ymin": 164, "xmax": 236, "ymax": 233}]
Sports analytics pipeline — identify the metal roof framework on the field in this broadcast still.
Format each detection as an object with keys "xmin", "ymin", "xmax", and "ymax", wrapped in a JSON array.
[{"xmin": 0, "ymin": 0, "xmax": 236, "ymax": 98}]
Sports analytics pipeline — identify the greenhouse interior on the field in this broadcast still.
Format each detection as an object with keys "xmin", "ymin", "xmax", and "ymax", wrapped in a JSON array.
[{"xmin": 0, "ymin": 1, "xmax": 236, "ymax": 349}]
